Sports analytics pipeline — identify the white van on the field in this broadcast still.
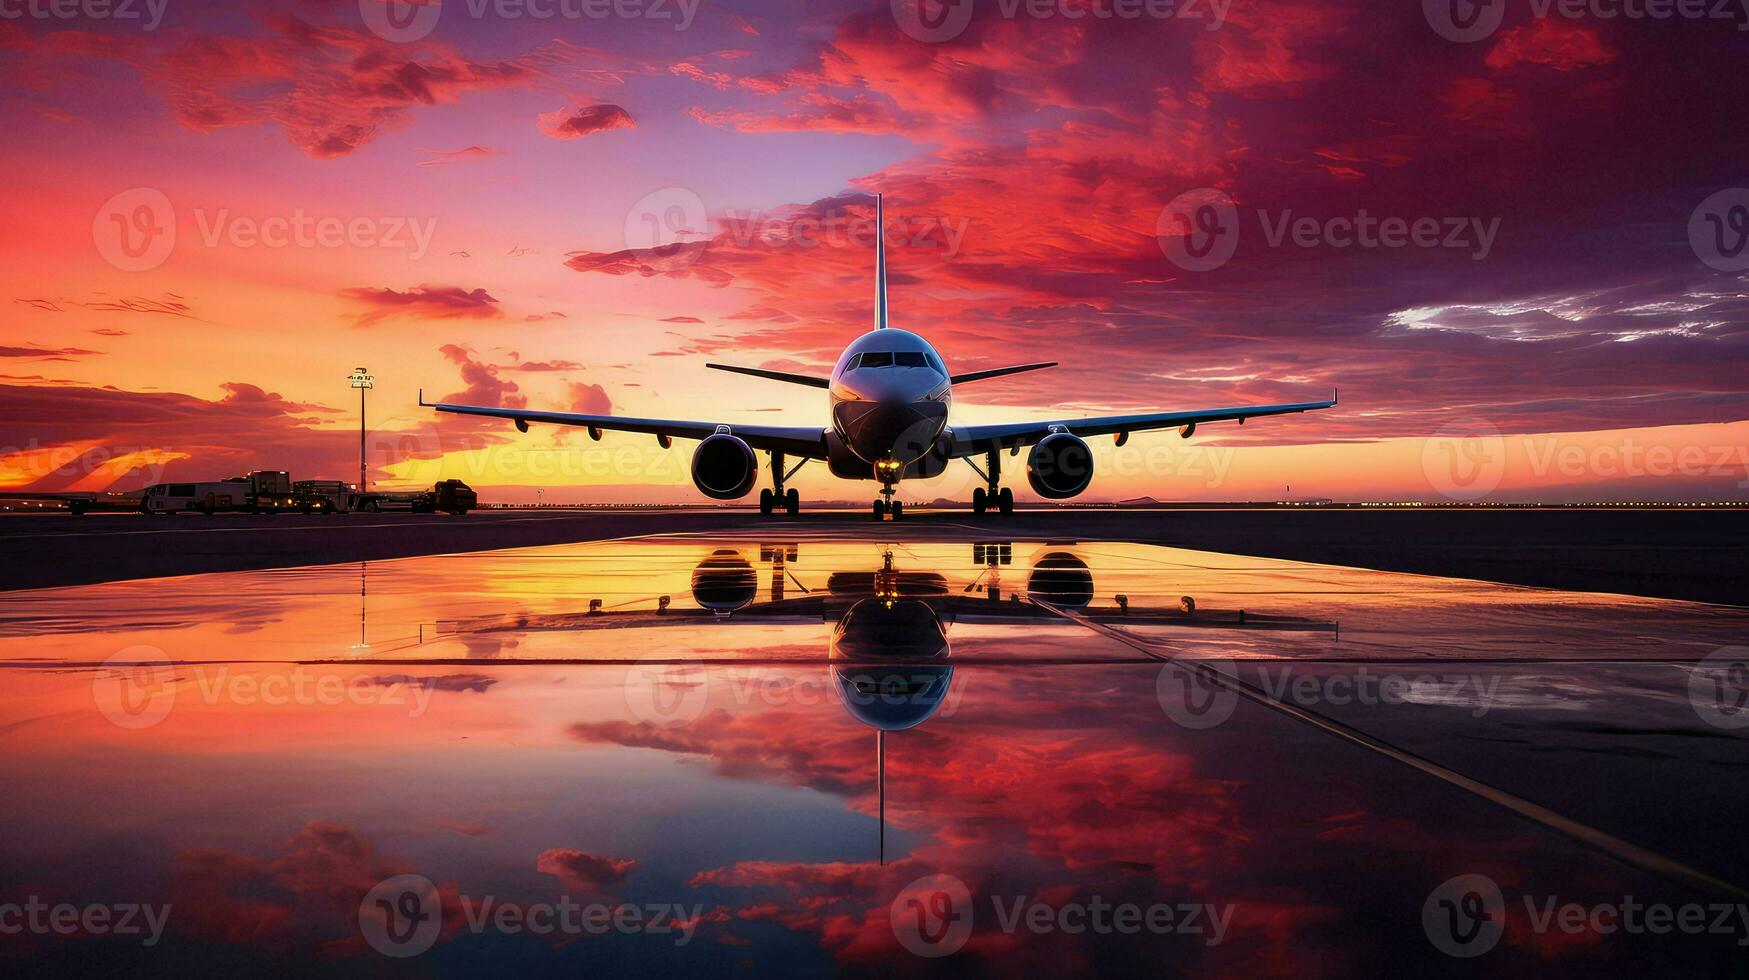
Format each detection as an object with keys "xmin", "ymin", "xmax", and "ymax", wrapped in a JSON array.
[{"xmin": 139, "ymin": 482, "xmax": 251, "ymax": 515}]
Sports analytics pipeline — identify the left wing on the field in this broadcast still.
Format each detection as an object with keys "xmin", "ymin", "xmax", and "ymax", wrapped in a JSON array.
[
  {"xmin": 422, "ymin": 392, "xmax": 828, "ymax": 459},
  {"xmin": 947, "ymin": 390, "xmax": 1336, "ymax": 457}
]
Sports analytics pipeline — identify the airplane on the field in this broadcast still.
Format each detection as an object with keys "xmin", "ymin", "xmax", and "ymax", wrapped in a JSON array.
[{"xmin": 422, "ymin": 195, "xmax": 1337, "ymax": 519}]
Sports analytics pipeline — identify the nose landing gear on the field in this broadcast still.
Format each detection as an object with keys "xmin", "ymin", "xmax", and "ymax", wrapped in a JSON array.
[{"xmin": 872, "ymin": 485, "xmax": 903, "ymax": 521}]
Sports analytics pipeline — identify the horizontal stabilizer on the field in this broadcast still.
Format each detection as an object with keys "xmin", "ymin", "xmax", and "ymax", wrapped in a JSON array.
[
  {"xmin": 705, "ymin": 363, "xmax": 831, "ymax": 389},
  {"xmin": 950, "ymin": 361, "xmax": 1057, "ymax": 385}
]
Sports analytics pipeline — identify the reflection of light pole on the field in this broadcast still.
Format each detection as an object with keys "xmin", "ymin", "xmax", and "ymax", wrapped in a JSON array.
[
  {"xmin": 349, "ymin": 560, "xmax": 370, "ymax": 654},
  {"xmin": 349, "ymin": 367, "xmax": 374, "ymax": 492}
]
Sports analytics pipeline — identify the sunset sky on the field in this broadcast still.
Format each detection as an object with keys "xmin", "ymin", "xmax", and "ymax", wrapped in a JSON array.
[{"xmin": 2, "ymin": 0, "xmax": 1747, "ymax": 502}]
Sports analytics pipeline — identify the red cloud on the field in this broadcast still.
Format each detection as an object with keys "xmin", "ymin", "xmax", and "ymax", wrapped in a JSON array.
[
  {"xmin": 438, "ymin": 344, "xmax": 525, "ymax": 410},
  {"xmin": 535, "ymin": 848, "xmax": 637, "ymax": 891},
  {"xmin": 342, "ymin": 285, "xmax": 503, "ymax": 327},
  {"xmin": 565, "ymin": 381, "xmax": 612, "ymax": 414},
  {"xmin": 538, "ymin": 103, "xmax": 635, "ymax": 140}
]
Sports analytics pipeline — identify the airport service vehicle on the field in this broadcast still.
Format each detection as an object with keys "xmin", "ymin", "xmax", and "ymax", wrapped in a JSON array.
[
  {"xmin": 424, "ymin": 195, "xmax": 1336, "ymax": 519},
  {"xmin": 292, "ymin": 480, "xmax": 360, "ymax": 514},
  {"xmin": 139, "ymin": 471, "xmax": 295, "ymax": 515},
  {"xmin": 358, "ymin": 480, "xmax": 476, "ymax": 515}
]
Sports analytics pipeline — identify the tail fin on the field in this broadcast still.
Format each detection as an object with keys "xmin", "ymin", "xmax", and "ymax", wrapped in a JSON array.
[{"xmin": 874, "ymin": 193, "xmax": 888, "ymax": 330}]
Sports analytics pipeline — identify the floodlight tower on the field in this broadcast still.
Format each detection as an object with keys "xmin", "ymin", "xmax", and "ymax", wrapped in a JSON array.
[{"xmin": 349, "ymin": 367, "xmax": 374, "ymax": 492}]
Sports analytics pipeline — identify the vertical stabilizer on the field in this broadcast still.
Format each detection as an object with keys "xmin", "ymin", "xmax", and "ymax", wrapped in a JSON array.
[{"xmin": 875, "ymin": 193, "xmax": 889, "ymax": 330}]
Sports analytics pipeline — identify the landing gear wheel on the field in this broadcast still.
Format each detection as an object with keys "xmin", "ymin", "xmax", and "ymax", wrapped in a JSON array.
[
  {"xmin": 872, "ymin": 499, "xmax": 887, "ymax": 520},
  {"xmin": 890, "ymin": 500, "xmax": 904, "ymax": 520},
  {"xmin": 998, "ymin": 487, "xmax": 1014, "ymax": 515},
  {"xmin": 785, "ymin": 488, "xmax": 799, "ymax": 515},
  {"xmin": 972, "ymin": 487, "xmax": 986, "ymax": 514},
  {"xmin": 759, "ymin": 488, "xmax": 773, "ymax": 515}
]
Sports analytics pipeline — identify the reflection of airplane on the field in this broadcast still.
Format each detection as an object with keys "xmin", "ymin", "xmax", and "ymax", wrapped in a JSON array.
[
  {"xmin": 440, "ymin": 544, "xmax": 1335, "ymax": 862},
  {"xmin": 423, "ymin": 195, "xmax": 1336, "ymax": 519},
  {"xmin": 441, "ymin": 545, "xmax": 1338, "ymax": 733}
]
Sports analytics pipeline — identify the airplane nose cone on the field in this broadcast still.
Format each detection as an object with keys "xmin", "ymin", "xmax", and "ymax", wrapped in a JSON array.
[{"xmin": 835, "ymin": 399, "xmax": 947, "ymax": 464}]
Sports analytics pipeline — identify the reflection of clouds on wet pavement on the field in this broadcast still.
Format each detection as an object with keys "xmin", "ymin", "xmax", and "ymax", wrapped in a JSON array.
[{"xmin": 0, "ymin": 538, "xmax": 1745, "ymax": 972}]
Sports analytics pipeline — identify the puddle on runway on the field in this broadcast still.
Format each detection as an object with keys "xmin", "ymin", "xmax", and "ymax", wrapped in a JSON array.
[{"xmin": 2, "ymin": 536, "xmax": 1747, "ymax": 976}]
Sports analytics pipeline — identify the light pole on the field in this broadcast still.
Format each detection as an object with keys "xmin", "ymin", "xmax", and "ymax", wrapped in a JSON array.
[{"xmin": 349, "ymin": 367, "xmax": 374, "ymax": 492}]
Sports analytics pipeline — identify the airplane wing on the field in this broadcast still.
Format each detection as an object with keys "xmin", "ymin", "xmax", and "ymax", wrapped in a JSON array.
[
  {"xmin": 946, "ymin": 391, "xmax": 1337, "ymax": 457},
  {"xmin": 421, "ymin": 392, "xmax": 828, "ymax": 459}
]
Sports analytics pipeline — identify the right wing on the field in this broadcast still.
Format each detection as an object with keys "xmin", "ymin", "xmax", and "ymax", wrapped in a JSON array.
[
  {"xmin": 421, "ymin": 392, "xmax": 828, "ymax": 459},
  {"xmin": 948, "ymin": 391, "xmax": 1337, "ymax": 456}
]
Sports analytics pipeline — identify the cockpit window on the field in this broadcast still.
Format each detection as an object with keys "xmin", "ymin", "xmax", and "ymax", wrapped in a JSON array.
[
  {"xmin": 852, "ymin": 351, "xmax": 937, "ymax": 369},
  {"xmin": 925, "ymin": 352, "xmax": 943, "ymax": 372}
]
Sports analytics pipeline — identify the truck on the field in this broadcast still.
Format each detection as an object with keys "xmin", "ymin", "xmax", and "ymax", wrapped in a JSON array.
[
  {"xmin": 292, "ymin": 480, "xmax": 360, "ymax": 514},
  {"xmin": 358, "ymin": 479, "xmax": 476, "ymax": 515},
  {"xmin": 139, "ymin": 471, "xmax": 294, "ymax": 515}
]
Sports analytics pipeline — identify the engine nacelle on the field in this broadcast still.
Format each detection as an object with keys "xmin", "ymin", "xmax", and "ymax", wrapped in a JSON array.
[
  {"xmin": 691, "ymin": 434, "xmax": 757, "ymax": 499},
  {"xmin": 1026, "ymin": 433, "xmax": 1094, "ymax": 499}
]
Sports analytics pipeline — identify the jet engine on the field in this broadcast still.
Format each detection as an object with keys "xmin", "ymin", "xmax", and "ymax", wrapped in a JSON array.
[
  {"xmin": 691, "ymin": 434, "xmax": 757, "ymax": 499},
  {"xmin": 1026, "ymin": 433, "xmax": 1094, "ymax": 499},
  {"xmin": 691, "ymin": 550, "xmax": 757, "ymax": 611}
]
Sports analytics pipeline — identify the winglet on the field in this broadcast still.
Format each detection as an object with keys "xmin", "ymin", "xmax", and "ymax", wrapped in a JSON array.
[
  {"xmin": 874, "ymin": 193, "xmax": 888, "ymax": 330},
  {"xmin": 419, "ymin": 387, "xmax": 430, "ymax": 407},
  {"xmin": 1332, "ymin": 386, "xmax": 1339, "ymax": 405}
]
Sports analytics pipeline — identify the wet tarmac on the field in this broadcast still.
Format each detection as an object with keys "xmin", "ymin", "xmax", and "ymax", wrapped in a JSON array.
[{"xmin": 3, "ymin": 533, "xmax": 1747, "ymax": 976}]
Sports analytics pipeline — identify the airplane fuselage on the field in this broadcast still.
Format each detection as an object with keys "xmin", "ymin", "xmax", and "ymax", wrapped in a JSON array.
[{"xmin": 828, "ymin": 328, "xmax": 951, "ymax": 481}]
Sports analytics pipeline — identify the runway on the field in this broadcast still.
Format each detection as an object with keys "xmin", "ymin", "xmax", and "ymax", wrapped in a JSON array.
[
  {"xmin": 4, "ymin": 506, "xmax": 1745, "ymax": 604},
  {"xmin": 1, "ymin": 534, "xmax": 1746, "ymax": 975}
]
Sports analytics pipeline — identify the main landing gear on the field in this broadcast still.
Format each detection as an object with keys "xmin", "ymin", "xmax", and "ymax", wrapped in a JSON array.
[
  {"xmin": 971, "ymin": 486, "xmax": 1013, "ymax": 516},
  {"xmin": 759, "ymin": 452, "xmax": 802, "ymax": 517},
  {"xmin": 759, "ymin": 487, "xmax": 799, "ymax": 516},
  {"xmin": 968, "ymin": 449, "xmax": 1014, "ymax": 515}
]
